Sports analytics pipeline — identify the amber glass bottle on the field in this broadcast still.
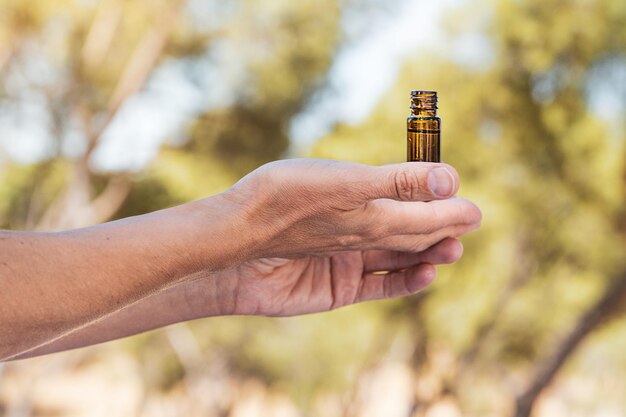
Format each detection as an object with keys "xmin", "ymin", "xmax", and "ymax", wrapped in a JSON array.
[{"xmin": 407, "ymin": 90, "xmax": 440, "ymax": 162}]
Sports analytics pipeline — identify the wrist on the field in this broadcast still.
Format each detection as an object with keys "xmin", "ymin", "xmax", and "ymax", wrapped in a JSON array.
[{"xmin": 166, "ymin": 191, "xmax": 259, "ymax": 274}]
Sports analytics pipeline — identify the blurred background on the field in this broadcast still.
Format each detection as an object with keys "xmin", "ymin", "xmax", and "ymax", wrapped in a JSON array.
[{"xmin": 1, "ymin": 0, "xmax": 625, "ymax": 416}]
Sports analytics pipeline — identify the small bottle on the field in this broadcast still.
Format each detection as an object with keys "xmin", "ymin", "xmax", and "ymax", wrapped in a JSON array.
[{"xmin": 407, "ymin": 90, "xmax": 440, "ymax": 162}]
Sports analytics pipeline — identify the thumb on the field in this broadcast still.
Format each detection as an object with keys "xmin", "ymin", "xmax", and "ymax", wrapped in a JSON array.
[{"xmin": 361, "ymin": 162, "xmax": 459, "ymax": 202}]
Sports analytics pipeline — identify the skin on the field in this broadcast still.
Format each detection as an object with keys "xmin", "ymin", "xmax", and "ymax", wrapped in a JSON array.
[{"xmin": 0, "ymin": 159, "xmax": 481, "ymax": 361}]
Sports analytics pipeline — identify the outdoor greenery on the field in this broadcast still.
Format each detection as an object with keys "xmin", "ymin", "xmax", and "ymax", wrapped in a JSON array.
[{"xmin": 1, "ymin": 0, "xmax": 625, "ymax": 416}]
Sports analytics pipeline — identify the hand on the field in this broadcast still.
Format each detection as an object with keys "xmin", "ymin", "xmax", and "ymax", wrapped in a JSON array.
[
  {"xmin": 197, "ymin": 159, "xmax": 482, "ymax": 316},
  {"xmin": 209, "ymin": 237, "xmax": 463, "ymax": 316},
  {"xmin": 2, "ymin": 159, "xmax": 481, "ymax": 359}
]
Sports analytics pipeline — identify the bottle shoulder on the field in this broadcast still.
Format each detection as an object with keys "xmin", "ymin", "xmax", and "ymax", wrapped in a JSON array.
[{"xmin": 407, "ymin": 116, "xmax": 441, "ymax": 129}]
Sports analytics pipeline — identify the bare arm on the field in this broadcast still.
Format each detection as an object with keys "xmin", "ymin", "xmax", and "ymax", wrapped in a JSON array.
[
  {"xmin": 10, "ymin": 278, "xmax": 211, "ymax": 359},
  {"xmin": 2, "ymin": 159, "xmax": 482, "ymax": 361},
  {"xmin": 0, "ymin": 198, "xmax": 244, "ymax": 360},
  {"xmin": 12, "ymin": 236, "xmax": 465, "ymax": 360}
]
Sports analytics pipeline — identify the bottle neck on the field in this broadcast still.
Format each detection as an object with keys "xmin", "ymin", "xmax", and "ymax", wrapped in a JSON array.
[
  {"xmin": 410, "ymin": 91, "xmax": 438, "ymax": 117},
  {"xmin": 410, "ymin": 108, "xmax": 437, "ymax": 117}
]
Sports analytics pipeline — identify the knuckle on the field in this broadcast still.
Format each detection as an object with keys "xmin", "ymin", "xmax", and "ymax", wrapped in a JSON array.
[
  {"xmin": 361, "ymin": 222, "xmax": 389, "ymax": 241},
  {"xmin": 416, "ymin": 205, "xmax": 440, "ymax": 234},
  {"xmin": 357, "ymin": 207, "xmax": 392, "ymax": 240},
  {"xmin": 410, "ymin": 237, "xmax": 432, "ymax": 253},
  {"xmin": 420, "ymin": 223, "xmax": 438, "ymax": 235},
  {"xmin": 392, "ymin": 170, "xmax": 422, "ymax": 201},
  {"xmin": 336, "ymin": 234, "xmax": 362, "ymax": 248}
]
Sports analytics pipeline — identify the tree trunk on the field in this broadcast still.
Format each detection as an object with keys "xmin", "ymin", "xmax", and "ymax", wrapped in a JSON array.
[{"xmin": 514, "ymin": 272, "xmax": 626, "ymax": 417}]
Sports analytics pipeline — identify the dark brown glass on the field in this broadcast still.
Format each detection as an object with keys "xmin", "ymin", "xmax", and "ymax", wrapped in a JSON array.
[{"xmin": 407, "ymin": 90, "xmax": 440, "ymax": 162}]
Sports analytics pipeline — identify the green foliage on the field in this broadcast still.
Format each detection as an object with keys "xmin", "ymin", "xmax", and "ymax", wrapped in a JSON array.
[
  {"xmin": 2, "ymin": 0, "xmax": 626, "ymax": 415},
  {"xmin": 0, "ymin": 161, "xmax": 69, "ymax": 229},
  {"xmin": 311, "ymin": 0, "xmax": 626, "ymax": 413},
  {"xmin": 199, "ymin": 307, "xmax": 390, "ymax": 404},
  {"xmin": 173, "ymin": 0, "xmax": 342, "ymax": 180}
]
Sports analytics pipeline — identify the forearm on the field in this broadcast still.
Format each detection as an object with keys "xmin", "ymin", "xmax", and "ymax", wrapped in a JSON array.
[
  {"xmin": 11, "ymin": 275, "xmax": 219, "ymax": 359},
  {"xmin": 0, "ymin": 195, "xmax": 246, "ymax": 361},
  {"xmin": 1, "ymin": 159, "xmax": 482, "ymax": 360}
]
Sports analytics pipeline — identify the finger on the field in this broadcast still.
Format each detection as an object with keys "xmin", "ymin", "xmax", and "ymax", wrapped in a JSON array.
[
  {"xmin": 363, "ymin": 197, "xmax": 482, "ymax": 236},
  {"xmin": 362, "ymin": 238, "xmax": 463, "ymax": 272},
  {"xmin": 357, "ymin": 263, "xmax": 436, "ymax": 302},
  {"xmin": 371, "ymin": 221, "xmax": 480, "ymax": 253},
  {"xmin": 260, "ymin": 160, "xmax": 459, "ymax": 208},
  {"xmin": 360, "ymin": 162, "xmax": 460, "ymax": 202}
]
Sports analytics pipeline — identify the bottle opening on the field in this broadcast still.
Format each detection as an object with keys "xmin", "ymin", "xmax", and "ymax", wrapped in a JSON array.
[{"xmin": 410, "ymin": 90, "xmax": 438, "ymax": 113}]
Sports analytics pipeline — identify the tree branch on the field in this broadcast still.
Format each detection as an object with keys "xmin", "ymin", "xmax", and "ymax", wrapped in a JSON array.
[
  {"xmin": 35, "ymin": 1, "xmax": 183, "ymax": 231},
  {"xmin": 81, "ymin": 0, "xmax": 123, "ymax": 71},
  {"xmin": 106, "ymin": 0, "xmax": 183, "ymax": 119},
  {"xmin": 514, "ymin": 271, "xmax": 626, "ymax": 417},
  {"xmin": 460, "ymin": 232, "xmax": 534, "ymax": 369}
]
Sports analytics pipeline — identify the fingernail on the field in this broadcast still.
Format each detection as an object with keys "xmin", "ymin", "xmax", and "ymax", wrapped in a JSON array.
[{"xmin": 428, "ymin": 168, "xmax": 455, "ymax": 197}]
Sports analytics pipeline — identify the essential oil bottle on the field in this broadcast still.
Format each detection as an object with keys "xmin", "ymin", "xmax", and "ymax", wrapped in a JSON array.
[{"xmin": 407, "ymin": 90, "xmax": 440, "ymax": 162}]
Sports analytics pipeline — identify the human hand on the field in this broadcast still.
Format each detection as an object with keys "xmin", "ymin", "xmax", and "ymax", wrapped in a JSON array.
[
  {"xmin": 1, "ymin": 159, "xmax": 480, "ymax": 360},
  {"xmin": 194, "ymin": 159, "xmax": 481, "ymax": 316}
]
